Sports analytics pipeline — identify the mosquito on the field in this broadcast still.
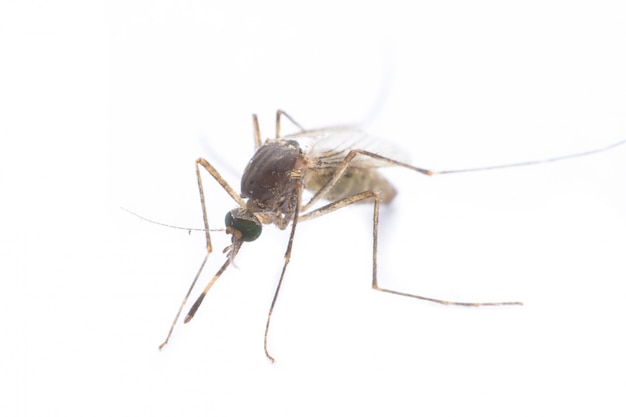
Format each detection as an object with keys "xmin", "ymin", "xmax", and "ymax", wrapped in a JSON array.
[{"xmin": 155, "ymin": 109, "xmax": 625, "ymax": 362}]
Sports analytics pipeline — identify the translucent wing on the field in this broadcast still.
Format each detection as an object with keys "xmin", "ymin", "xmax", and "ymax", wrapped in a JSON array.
[{"xmin": 283, "ymin": 127, "xmax": 411, "ymax": 169}]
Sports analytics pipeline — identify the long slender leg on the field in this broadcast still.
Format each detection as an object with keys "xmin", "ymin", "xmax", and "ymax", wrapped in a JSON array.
[
  {"xmin": 275, "ymin": 109, "xmax": 306, "ymax": 138},
  {"xmin": 298, "ymin": 190, "xmax": 380, "ymax": 222},
  {"xmin": 159, "ymin": 159, "xmax": 246, "ymax": 350},
  {"xmin": 264, "ymin": 185, "xmax": 303, "ymax": 363},
  {"xmin": 299, "ymin": 191, "xmax": 522, "ymax": 307},
  {"xmin": 159, "ymin": 254, "xmax": 209, "ymax": 350},
  {"xmin": 254, "ymin": 110, "xmax": 307, "ymax": 149},
  {"xmin": 302, "ymin": 137, "xmax": 626, "ymax": 211},
  {"xmin": 433, "ymin": 138, "xmax": 626, "ymax": 175},
  {"xmin": 195, "ymin": 158, "xmax": 247, "ymax": 223},
  {"xmin": 252, "ymin": 114, "xmax": 262, "ymax": 149},
  {"xmin": 302, "ymin": 149, "xmax": 434, "ymax": 212}
]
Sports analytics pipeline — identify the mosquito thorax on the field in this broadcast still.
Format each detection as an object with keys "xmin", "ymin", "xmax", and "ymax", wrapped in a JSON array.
[
  {"xmin": 240, "ymin": 140, "xmax": 301, "ymax": 213},
  {"xmin": 225, "ymin": 208, "xmax": 262, "ymax": 242}
]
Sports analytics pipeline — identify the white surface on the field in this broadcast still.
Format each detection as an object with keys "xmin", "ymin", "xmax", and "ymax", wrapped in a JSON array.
[{"xmin": 2, "ymin": 1, "xmax": 626, "ymax": 416}]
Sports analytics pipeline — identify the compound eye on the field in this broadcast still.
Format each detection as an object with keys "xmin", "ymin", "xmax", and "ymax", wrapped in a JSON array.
[{"xmin": 225, "ymin": 208, "xmax": 262, "ymax": 242}]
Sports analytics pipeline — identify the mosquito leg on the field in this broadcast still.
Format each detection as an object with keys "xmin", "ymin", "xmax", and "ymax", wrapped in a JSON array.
[
  {"xmin": 369, "ymin": 202, "xmax": 522, "ymax": 307},
  {"xmin": 298, "ymin": 190, "xmax": 380, "ymax": 222},
  {"xmin": 432, "ymin": 138, "xmax": 626, "ymax": 174},
  {"xmin": 196, "ymin": 157, "xmax": 247, "ymax": 251},
  {"xmin": 253, "ymin": 110, "xmax": 307, "ymax": 149},
  {"xmin": 303, "ymin": 136, "xmax": 626, "ymax": 211},
  {"xmin": 301, "ymin": 190, "xmax": 523, "ymax": 307},
  {"xmin": 264, "ymin": 185, "xmax": 303, "ymax": 363},
  {"xmin": 159, "ymin": 159, "xmax": 246, "ymax": 350},
  {"xmin": 301, "ymin": 149, "xmax": 435, "ymax": 212},
  {"xmin": 427, "ymin": 139, "xmax": 626, "ymax": 175},
  {"xmin": 275, "ymin": 109, "xmax": 306, "ymax": 138},
  {"xmin": 372, "ymin": 287, "xmax": 523, "ymax": 307},
  {"xmin": 195, "ymin": 160, "xmax": 214, "ymax": 253},
  {"xmin": 159, "ymin": 254, "xmax": 210, "ymax": 350},
  {"xmin": 252, "ymin": 114, "xmax": 262, "ymax": 149}
]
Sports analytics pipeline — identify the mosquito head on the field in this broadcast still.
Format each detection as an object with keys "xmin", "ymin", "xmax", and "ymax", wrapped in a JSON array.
[{"xmin": 225, "ymin": 207, "xmax": 262, "ymax": 242}]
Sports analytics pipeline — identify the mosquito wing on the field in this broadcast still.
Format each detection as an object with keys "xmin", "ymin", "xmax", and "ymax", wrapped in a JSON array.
[
  {"xmin": 283, "ymin": 126, "xmax": 409, "ymax": 204},
  {"xmin": 284, "ymin": 126, "xmax": 411, "ymax": 169}
]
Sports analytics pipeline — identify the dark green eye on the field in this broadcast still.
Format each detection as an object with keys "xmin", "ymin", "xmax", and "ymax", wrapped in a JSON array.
[{"xmin": 225, "ymin": 208, "xmax": 262, "ymax": 242}]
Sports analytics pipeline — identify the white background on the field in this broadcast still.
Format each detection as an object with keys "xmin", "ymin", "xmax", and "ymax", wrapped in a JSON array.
[{"xmin": 2, "ymin": 1, "xmax": 626, "ymax": 416}]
